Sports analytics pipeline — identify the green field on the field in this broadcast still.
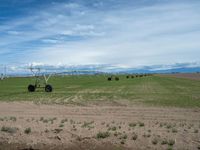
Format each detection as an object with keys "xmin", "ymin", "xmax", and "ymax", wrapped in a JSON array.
[{"xmin": 0, "ymin": 75, "xmax": 200, "ymax": 107}]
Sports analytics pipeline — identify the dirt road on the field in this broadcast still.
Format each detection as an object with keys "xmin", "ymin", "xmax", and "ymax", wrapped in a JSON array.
[{"xmin": 0, "ymin": 102, "xmax": 200, "ymax": 150}]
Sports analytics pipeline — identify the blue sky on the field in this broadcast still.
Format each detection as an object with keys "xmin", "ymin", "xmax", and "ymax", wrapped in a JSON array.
[{"xmin": 0, "ymin": 0, "xmax": 200, "ymax": 69}]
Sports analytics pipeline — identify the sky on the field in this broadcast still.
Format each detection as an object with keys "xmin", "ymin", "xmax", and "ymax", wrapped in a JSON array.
[{"xmin": 0, "ymin": 0, "xmax": 200, "ymax": 70}]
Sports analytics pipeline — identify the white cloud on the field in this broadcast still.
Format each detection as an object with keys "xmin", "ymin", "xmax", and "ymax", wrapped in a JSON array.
[{"xmin": 0, "ymin": 0, "xmax": 200, "ymax": 68}]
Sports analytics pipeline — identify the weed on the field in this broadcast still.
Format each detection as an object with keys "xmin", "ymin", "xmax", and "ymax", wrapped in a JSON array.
[
  {"xmin": 61, "ymin": 118, "xmax": 68, "ymax": 124},
  {"xmin": 101, "ymin": 122, "xmax": 105, "ymax": 125},
  {"xmin": 120, "ymin": 140, "xmax": 125, "ymax": 145},
  {"xmin": 40, "ymin": 117, "xmax": 44, "ymax": 121},
  {"xmin": 129, "ymin": 123, "xmax": 136, "ymax": 128},
  {"xmin": 114, "ymin": 132, "xmax": 119, "ymax": 137},
  {"xmin": 10, "ymin": 116, "xmax": 16, "ymax": 121},
  {"xmin": 132, "ymin": 133, "xmax": 138, "ymax": 140},
  {"xmin": 82, "ymin": 121, "xmax": 94, "ymax": 128},
  {"xmin": 167, "ymin": 146, "xmax": 173, "ymax": 150},
  {"xmin": 172, "ymin": 128, "xmax": 178, "ymax": 133},
  {"xmin": 108, "ymin": 126, "xmax": 117, "ymax": 131},
  {"xmin": 120, "ymin": 134, "xmax": 127, "ymax": 140},
  {"xmin": 166, "ymin": 124, "xmax": 172, "ymax": 129},
  {"xmin": 152, "ymin": 138, "xmax": 158, "ymax": 145},
  {"xmin": 138, "ymin": 122, "xmax": 145, "ymax": 127},
  {"xmin": 24, "ymin": 127, "xmax": 31, "ymax": 134},
  {"xmin": 168, "ymin": 139, "xmax": 175, "ymax": 146},
  {"xmin": 1, "ymin": 126, "xmax": 18, "ymax": 134},
  {"xmin": 43, "ymin": 119, "xmax": 49, "ymax": 123},
  {"xmin": 59, "ymin": 124, "xmax": 64, "ymax": 128},
  {"xmin": 161, "ymin": 139, "xmax": 168, "ymax": 145},
  {"xmin": 194, "ymin": 129, "xmax": 199, "ymax": 133},
  {"xmin": 96, "ymin": 131, "xmax": 110, "ymax": 139}
]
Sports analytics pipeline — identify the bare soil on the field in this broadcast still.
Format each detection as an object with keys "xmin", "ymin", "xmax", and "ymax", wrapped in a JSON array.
[
  {"xmin": 160, "ymin": 73, "xmax": 200, "ymax": 80},
  {"xmin": 0, "ymin": 102, "xmax": 200, "ymax": 150}
]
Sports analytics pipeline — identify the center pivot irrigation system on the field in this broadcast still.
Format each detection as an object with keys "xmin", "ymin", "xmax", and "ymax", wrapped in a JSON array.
[
  {"xmin": 28, "ymin": 66, "xmax": 53, "ymax": 92},
  {"xmin": 27, "ymin": 65, "xmax": 103, "ymax": 92}
]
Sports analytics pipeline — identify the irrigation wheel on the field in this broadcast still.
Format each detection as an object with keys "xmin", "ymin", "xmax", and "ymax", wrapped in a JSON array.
[{"xmin": 45, "ymin": 84, "xmax": 53, "ymax": 92}]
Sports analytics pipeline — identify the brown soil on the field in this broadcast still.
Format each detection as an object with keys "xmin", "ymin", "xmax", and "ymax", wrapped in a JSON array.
[
  {"xmin": 0, "ymin": 102, "xmax": 200, "ymax": 150},
  {"xmin": 159, "ymin": 73, "xmax": 200, "ymax": 80}
]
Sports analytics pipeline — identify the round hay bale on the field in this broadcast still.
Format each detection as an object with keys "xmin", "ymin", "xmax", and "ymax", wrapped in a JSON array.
[
  {"xmin": 115, "ymin": 77, "xmax": 119, "ymax": 81},
  {"xmin": 126, "ymin": 75, "xmax": 129, "ymax": 79},
  {"xmin": 107, "ymin": 77, "xmax": 112, "ymax": 81}
]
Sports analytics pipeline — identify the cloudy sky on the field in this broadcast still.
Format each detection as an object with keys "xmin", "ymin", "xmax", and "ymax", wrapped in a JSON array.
[{"xmin": 0, "ymin": 0, "xmax": 200, "ymax": 68}]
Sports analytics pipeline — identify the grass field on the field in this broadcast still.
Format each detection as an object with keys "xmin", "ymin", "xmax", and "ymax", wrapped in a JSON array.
[{"xmin": 0, "ymin": 75, "xmax": 200, "ymax": 107}]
